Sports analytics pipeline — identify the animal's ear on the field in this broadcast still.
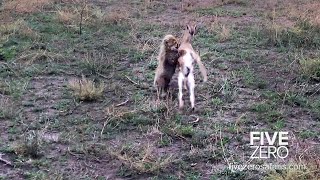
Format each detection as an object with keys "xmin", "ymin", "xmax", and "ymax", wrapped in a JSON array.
[{"xmin": 164, "ymin": 39, "xmax": 169, "ymax": 45}]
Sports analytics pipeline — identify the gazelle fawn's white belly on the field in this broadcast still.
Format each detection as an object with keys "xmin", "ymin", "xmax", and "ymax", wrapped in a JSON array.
[{"xmin": 178, "ymin": 52, "xmax": 195, "ymax": 110}]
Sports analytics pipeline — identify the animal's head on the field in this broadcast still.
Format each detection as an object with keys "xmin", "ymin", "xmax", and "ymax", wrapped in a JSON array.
[
  {"xmin": 163, "ymin": 35, "xmax": 179, "ymax": 51},
  {"xmin": 181, "ymin": 22, "xmax": 201, "ymax": 43},
  {"xmin": 186, "ymin": 24, "xmax": 197, "ymax": 36}
]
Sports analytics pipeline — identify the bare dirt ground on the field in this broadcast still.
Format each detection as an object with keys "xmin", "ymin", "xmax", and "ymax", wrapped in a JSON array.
[{"xmin": 0, "ymin": 0, "xmax": 319, "ymax": 179}]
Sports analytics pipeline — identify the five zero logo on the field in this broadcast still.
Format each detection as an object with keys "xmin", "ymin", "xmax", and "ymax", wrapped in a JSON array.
[{"xmin": 250, "ymin": 132, "xmax": 289, "ymax": 159}]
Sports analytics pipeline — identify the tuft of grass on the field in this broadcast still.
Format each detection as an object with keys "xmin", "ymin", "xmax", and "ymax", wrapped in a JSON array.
[
  {"xmin": 209, "ymin": 20, "xmax": 232, "ymax": 42},
  {"xmin": 68, "ymin": 75, "xmax": 105, "ymax": 101},
  {"xmin": 103, "ymin": 8, "xmax": 130, "ymax": 25},
  {"xmin": 79, "ymin": 52, "xmax": 113, "ymax": 75},
  {"xmin": 264, "ymin": 19, "xmax": 320, "ymax": 49},
  {"xmin": 0, "ymin": 79, "xmax": 29, "ymax": 99},
  {"xmin": 108, "ymin": 145, "xmax": 173, "ymax": 173},
  {"xmin": 217, "ymin": 24, "xmax": 231, "ymax": 42},
  {"xmin": 56, "ymin": 9, "xmax": 78, "ymax": 25},
  {"xmin": 13, "ymin": 130, "xmax": 42, "ymax": 158},
  {"xmin": 0, "ymin": 19, "xmax": 39, "ymax": 42},
  {"xmin": 211, "ymin": 97, "xmax": 223, "ymax": 108},
  {"xmin": 310, "ymin": 98, "xmax": 320, "ymax": 119},
  {"xmin": 0, "ymin": 20, "xmax": 40, "ymax": 60},
  {"xmin": 299, "ymin": 58, "xmax": 320, "ymax": 81},
  {"xmin": 178, "ymin": 125, "xmax": 195, "ymax": 138},
  {"xmin": 272, "ymin": 119, "xmax": 285, "ymax": 130},
  {"xmin": 0, "ymin": 97, "xmax": 17, "ymax": 119},
  {"xmin": 284, "ymin": 92, "xmax": 308, "ymax": 107},
  {"xmin": 219, "ymin": 77, "xmax": 238, "ymax": 102}
]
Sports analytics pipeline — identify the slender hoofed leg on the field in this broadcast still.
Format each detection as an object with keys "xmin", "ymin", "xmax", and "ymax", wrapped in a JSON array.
[
  {"xmin": 156, "ymin": 87, "xmax": 161, "ymax": 102},
  {"xmin": 178, "ymin": 72, "xmax": 184, "ymax": 109},
  {"xmin": 188, "ymin": 74, "xmax": 195, "ymax": 111}
]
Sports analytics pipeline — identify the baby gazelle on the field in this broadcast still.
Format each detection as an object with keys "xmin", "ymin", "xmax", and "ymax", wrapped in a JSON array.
[
  {"xmin": 154, "ymin": 35, "xmax": 180, "ymax": 99},
  {"xmin": 177, "ymin": 24, "xmax": 207, "ymax": 110}
]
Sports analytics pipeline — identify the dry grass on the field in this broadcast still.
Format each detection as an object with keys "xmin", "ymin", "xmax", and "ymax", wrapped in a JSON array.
[
  {"xmin": 210, "ymin": 20, "xmax": 231, "ymax": 42},
  {"xmin": 266, "ymin": 163, "xmax": 319, "ymax": 180},
  {"xmin": 218, "ymin": 24, "xmax": 231, "ymax": 42},
  {"xmin": 300, "ymin": 58, "xmax": 320, "ymax": 81},
  {"xmin": 0, "ymin": 97, "xmax": 16, "ymax": 119},
  {"xmin": 103, "ymin": 9, "xmax": 130, "ymax": 25},
  {"xmin": 80, "ymin": 51, "xmax": 113, "ymax": 75},
  {"xmin": 0, "ymin": 19, "xmax": 39, "ymax": 42},
  {"xmin": 2, "ymin": 0, "xmax": 51, "ymax": 13},
  {"xmin": 108, "ymin": 145, "xmax": 173, "ymax": 173},
  {"xmin": 285, "ymin": 1, "xmax": 320, "ymax": 27},
  {"xmin": 256, "ymin": 0, "xmax": 320, "ymax": 47},
  {"xmin": 261, "ymin": 4, "xmax": 320, "ymax": 49},
  {"xmin": 180, "ymin": 0, "xmax": 197, "ymax": 12},
  {"xmin": 68, "ymin": 75, "xmax": 105, "ymax": 101},
  {"xmin": 15, "ymin": 49, "xmax": 64, "ymax": 64},
  {"xmin": 56, "ymin": 4, "xmax": 130, "ymax": 27},
  {"xmin": 0, "ymin": 81, "xmax": 8, "ymax": 95},
  {"xmin": 13, "ymin": 130, "xmax": 42, "ymax": 158},
  {"xmin": 56, "ymin": 9, "xmax": 77, "ymax": 25}
]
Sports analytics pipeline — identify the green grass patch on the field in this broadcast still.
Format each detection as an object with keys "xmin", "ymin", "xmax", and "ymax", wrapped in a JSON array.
[
  {"xmin": 284, "ymin": 92, "xmax": 308, "ymax": 107},
  {"xmin": 211, "ymin": 97, "xmax": 223, "ymax": 108},
  {"xmin": 310, "ymin": 98, "xmax": 320, "ymax": 119},
  {"xmin": 178, "ymin": 125, "xmax": 195, "ymax": 138},
  {"xmin": 251, "ymin": 102, "xmax": 276, "ymax": 113},
  {"xmin": 272, "ymin": 119, "xmax": 286, "ymax": 130},
  {"xmin": 0, "ymin": 78, "xmax": 29, "ymax": 99},
  {"xmin": 236, "ymin": 68, "xmax": 267, "ymax": 89},
  {"xmin": 264, "ymin": 20, "xmax": 320, "ymax": 49},
  {"xmin": 299, "ymin": 130, "xmax": 318, "ymax": 139},
  {"xmin": 195, "ymin": 7, "xmax": 246, "ymax": 17}
]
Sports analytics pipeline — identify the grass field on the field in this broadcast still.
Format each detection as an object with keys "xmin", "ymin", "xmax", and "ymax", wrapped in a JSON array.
[{"xmin": 0, "ymin": 0, "xmax": 319, "ymax": 179}]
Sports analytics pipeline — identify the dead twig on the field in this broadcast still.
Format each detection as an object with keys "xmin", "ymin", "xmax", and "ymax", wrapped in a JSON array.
[
  {"xmin": 125, "ymin": 75, "xmax": 150, "ymax": 89},
  {"xmin": 97, "ymin": 72, "xmax": 109, "ymax": 79},
  {"xmin": 115, "ymin": 98, "xmax": 129, "ymax": 107},
  {"xmin": 219, "ymin": 128, "xmax": 231, "ymax": 168},
  {"xmin": 198, "ymin": 94, "xmax": 208, "ymax": 100},
  {"xmin": 100, "ymin": 117, "xmax": 112, "ymax": 137},
  {"xmin": 67, "ymin": 147, "xmax": 82, "ymax": 158},
  {"xmin": 189, "ymin": 115, "xmax": 200, "ymax": 124},
  {"xmin": 165, "ymin": 129, "xmax": 189, "ymax": 142},
  {"xmin": 125, "ymin": 75, "xmax": 139, "ymax": 85},
  {"xmin": 0, "ymin": 153, "xmax": 13, "ymax": 167}
]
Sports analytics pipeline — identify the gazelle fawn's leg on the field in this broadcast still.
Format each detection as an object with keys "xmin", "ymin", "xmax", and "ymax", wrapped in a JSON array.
[
  {"xmin": 188, "ymin": 74, "xmax": 195, "ymax": 111},
  {"xmin": 178, "ymin": 72, "xmax": 184, "ymax": 109},
  {"xmin": 156, "ymin": 87, "xmax": 161, "ymax": 102}
]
